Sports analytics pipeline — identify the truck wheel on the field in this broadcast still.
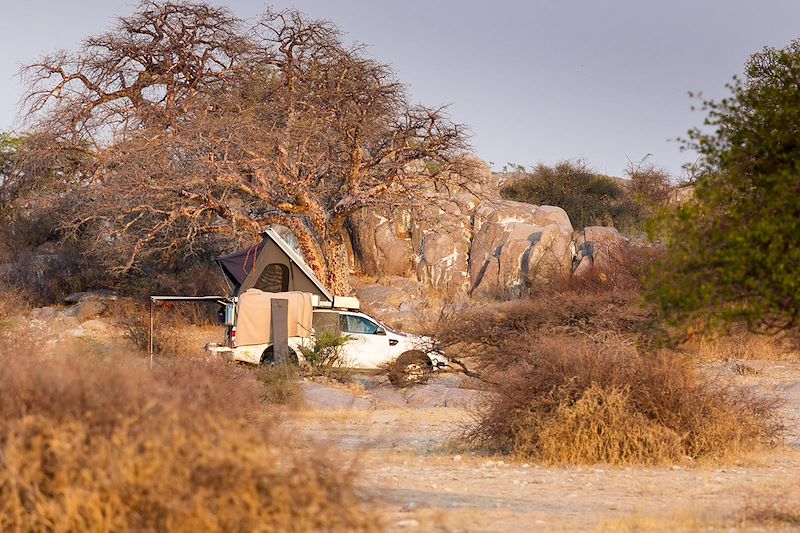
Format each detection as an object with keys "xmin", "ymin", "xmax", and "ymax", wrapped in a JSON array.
[
  {"xmin": 388, "ymin": 350, "xmax": 433, "ymax": 388},
  {"xmin": 261, "ymin": 346, "xmax": 299, "ymax": 366}
]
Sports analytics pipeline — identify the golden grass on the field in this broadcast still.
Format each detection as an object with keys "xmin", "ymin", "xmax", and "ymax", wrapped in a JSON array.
[
  {"xmin": 523, "ymin": 385, "xmax": 684, "ymax": 465},
  {"xmin": 0, "ymin": 342, "xmax": 380, "ymax": 532},
  {"xmin": 595, "ymin": 510, "xmax": 728, "ymax": 532},
  {"xmin": 598, "ymin": 481, "xmax": 800, "ymax": 531},
  {"xmin": 682, "ymin": 328, "xmax": 799, "ymax": 361}
]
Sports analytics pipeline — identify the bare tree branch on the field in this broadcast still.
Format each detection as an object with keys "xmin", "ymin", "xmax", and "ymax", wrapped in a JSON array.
[{"xmin": 18, "ymin": 2, "xmax": 481, "ymax": 293}]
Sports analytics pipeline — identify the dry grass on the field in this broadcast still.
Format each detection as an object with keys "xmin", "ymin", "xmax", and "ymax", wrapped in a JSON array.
[
  {"xmin": 0, "ymin": 341, "xmax": 379, "ymax": 532},
  {"xmin": 255, "ymin": 362, "xmax": 303, "ymax": 406},
  {"xmin": 107, "ymin": 297, "xmax": 223, "ymax": 358},
  {"xmin": 682, "ymin": 326, "xmax": 799, "ymax": 361},
  {"xmin": 523, "ymin": 384, "xmax": 683, "ymax": 465},
  {"xmin": 743, "ymin": 482, "xmax": 800, "ymax": 529},
  {"xmin": 595, "ymin": 510, "xmax": 727, "ymax": 532},
  {"xmin": 437, "ymin": 292, "xmax": 783, "ymax": 465},
  {"xmin": 596, "ymin": 483, "xmax": 800, "ymax": 532},
  {"xmin": 0, "ymin": 287, "xmax": 30, "ymax": 324}
]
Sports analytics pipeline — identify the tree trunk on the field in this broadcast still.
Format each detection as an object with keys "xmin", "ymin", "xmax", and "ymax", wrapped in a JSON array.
[
  {"xmin": 286, "ymin": 220, "xmax": 352, "ymax": 296},
  {"xmin": 321, "ymin": 230, "xmax": 352, "ymax": 296}
]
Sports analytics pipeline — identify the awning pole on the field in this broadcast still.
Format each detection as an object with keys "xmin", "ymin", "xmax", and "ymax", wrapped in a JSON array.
[{"xmin": 149, "ymin": 298, "xmax": 154, "ymax": 369}]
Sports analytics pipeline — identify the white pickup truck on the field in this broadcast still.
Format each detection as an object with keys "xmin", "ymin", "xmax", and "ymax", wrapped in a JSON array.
[{"xmin": 206, "ymin": 294, "xmax": 446, "ymax": 386}]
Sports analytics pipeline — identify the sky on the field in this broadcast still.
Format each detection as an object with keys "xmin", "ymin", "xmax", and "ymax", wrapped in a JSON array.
[{"xmin": 2, "ymin": 1, "xmax": 799, "ymax": 179}]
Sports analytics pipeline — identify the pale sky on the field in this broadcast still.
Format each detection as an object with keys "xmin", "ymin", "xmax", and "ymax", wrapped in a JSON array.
[{"xmin": 2, "ymin": 1, "xmax": 799, "ymax": 178}]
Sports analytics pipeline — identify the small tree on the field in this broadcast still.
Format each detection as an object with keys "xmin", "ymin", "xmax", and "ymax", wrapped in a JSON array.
[
  {"xmin": 19, "ymin": 2, "xmax": 475, "ymax": 294},
  {"xmin": 651, "ymin": 40, "xmax": 800, "ymax": 332},
  {"xmin": 624, "ymin": 158, "xmax": 672, "ymax": 226},
  {"xmin": 501, "ymin": 159, "xmax": 635, "ymax": 230},
  {"xmin": 0, "ymin": 134, "xmax": 20, "ymax": 218}
]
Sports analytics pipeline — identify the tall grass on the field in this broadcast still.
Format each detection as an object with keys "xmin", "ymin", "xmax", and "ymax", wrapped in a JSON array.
[{"xmin": 0, "ymin": 342, "xmax": 379, "ymax": 532}]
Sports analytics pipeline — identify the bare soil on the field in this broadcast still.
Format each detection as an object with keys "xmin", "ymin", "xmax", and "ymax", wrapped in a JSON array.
[{"xmin": 293, "ymin": 361, "xmax": 800, "ymax": 532}]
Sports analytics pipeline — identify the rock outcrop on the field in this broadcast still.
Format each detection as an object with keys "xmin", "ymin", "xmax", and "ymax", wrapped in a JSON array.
[
  {"xmin": 468, "ymin": 200, "xmax": 573, "ymax": 295},
  {"xmin": 349, "ymin": 198, "xmax": 575, "ymax": 296},
  {"xmin": 413, "ymin": 194, "xmax": 477, "ymax": 292},
  {"xmin": 573, "ymin": 226, "xmax": 629, "ymax": 275},
  {"xmin": 346, "ymin": 155, "xmax": 630, "ymax": 297},
  {"xmin": 349, "ymin": 210, "xmax": 415, "ymax": 278},
  {"xmin": 354, "ymin": 276, "xmax": 430, "ymax": 332}
]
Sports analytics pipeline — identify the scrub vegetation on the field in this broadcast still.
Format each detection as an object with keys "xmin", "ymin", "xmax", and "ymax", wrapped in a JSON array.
[
  {"xmin": 501, "ymin": 158, "xmax": 672, "ymax": 233},
  {"xmin": 435, "ymin": 281, "xmax": 783, "ymax": 465},
  {"xmin": 0, "ymin": 342, "xmax": 379, "ymax": 532},
  {"xmin": 0, "ymin": 2, "xmax": 799, "ymax": 529}
]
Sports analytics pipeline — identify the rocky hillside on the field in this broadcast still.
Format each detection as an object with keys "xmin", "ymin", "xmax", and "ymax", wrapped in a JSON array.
[{"xmin": 345, "ymin": 158, "xmax": 627, "ymax": 313}]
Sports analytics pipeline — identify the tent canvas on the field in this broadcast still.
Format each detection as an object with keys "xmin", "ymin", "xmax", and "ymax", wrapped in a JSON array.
[
  {"xmin": 217, "ymin": 228, "xmax": 333, "ymax": 303},
  {"xmin": 235, "ymin": 290, "xmax": 313, "ymax": 346}
]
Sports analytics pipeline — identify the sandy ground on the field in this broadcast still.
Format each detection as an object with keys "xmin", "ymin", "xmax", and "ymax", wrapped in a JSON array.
[{"xmin": 293, "ymin": 361, "xmax": 800, "ymax": 532}]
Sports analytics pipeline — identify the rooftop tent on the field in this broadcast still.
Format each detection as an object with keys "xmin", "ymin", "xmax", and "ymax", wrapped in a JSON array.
[
  {"xmin": 217, "ymin": 238, "xmax": 267, "ymax": 288},
  {"xmin": 217, "ymin": 228, "xmax": 333, "ymax": 303}
]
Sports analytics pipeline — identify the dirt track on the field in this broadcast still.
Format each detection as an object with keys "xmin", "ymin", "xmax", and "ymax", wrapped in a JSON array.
[{"xmin": 295, "ymin": 361, "xmax": 800, "ymax": 532}]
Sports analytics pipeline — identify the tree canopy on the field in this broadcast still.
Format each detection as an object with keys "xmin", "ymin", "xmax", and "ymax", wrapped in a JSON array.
[
  {"xmin": 16, "ymin": 1, "xmax": 476, "ymax": 294},
  {"xmin": 651, "ymin": 40, "xmax": 800, "ymax": 332}
]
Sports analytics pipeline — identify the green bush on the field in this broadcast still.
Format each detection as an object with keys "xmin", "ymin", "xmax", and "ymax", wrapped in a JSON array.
[
  {"xmin": 651, "ymin": 40, "xmax": 800, "ymax": 332},
  {"xmin": 501, "ymin": 159, "xmax": 644, "ymax": 231},
  {"xmin": 298, "ymin": 330, "xmax": 353, "ymax": 382}
]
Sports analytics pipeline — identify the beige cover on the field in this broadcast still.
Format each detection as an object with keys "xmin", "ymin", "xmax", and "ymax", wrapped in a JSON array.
[{"xmin": 236, "ymin": 290, "xmax": 313, "ymax": 346}]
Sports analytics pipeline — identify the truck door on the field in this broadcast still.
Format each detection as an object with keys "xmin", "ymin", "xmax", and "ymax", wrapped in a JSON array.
[{"xmin": 338, "ymin": 313, "xmax": 391, "ymax": 368}]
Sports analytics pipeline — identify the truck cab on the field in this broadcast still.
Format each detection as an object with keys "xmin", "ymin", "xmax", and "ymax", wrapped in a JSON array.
[{"xmin": 311, "ymin": 309, "xmax": 445, "ymax": 369}]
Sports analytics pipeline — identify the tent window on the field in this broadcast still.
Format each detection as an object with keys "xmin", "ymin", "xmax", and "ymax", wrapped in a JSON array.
[{"xmin": 254, "ymin": 263, "xmax": 289, "ymax": 293}]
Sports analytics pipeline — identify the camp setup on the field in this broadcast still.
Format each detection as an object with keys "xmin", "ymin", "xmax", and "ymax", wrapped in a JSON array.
[{"xmin": 150, "ymin": 228, "xmax": 446, "ymax": 377}]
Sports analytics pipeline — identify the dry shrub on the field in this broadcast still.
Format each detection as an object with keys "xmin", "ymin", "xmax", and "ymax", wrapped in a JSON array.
[
  {"xmin": 0, "ymin": 280, "xmax": 32, "ymax": 323},
  {"xmin": 519, "ymin": 384, "xmax": 682, "ymax": 464},
  {"xmin": 439, "ymin": 293, "xmax": 782, "ymax": 465},
  {"xmin": 0, "ymin": 343, "xmax": 379, "ymax": 532},
  {"xmin": 436, "ymin": 291, "xmax": 665, "ymax": 375},
  {"xmin": 566, "ymin": 241, "xmax": 658, "ymax": 295},
  {"xmin": 467, "ymin": 336, "xmax": 780, "ymax": 464},
  {"xmin": 0, "ymin": 291, "xmax": 27, "ymax": 334}
]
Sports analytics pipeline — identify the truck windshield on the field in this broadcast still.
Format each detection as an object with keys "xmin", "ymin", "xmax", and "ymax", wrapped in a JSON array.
[{"xmin": 341, "ymin": 315, "xmax": 379, "ymax": 335}]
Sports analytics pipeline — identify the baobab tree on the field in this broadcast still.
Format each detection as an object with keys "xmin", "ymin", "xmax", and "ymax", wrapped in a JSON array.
[{"xmin": 20, "ymin": 1, "xmax": 477, "ymax": 294}]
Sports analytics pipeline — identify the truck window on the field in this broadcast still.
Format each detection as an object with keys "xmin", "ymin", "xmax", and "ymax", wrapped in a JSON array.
[
  {"xmin": 341, "ymin": 315, "xmax": 379, "ymax": 335},
  {"xmin": 312, "ymin": 311, "xmax": 341, "ymax": 335}
]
